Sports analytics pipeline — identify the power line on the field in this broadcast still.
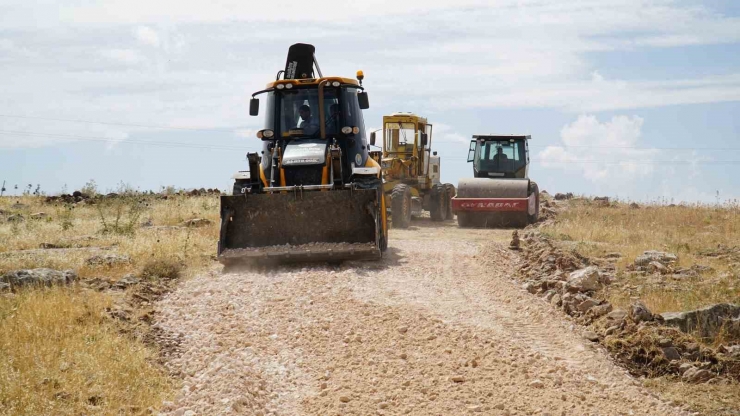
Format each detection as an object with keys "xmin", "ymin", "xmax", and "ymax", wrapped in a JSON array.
[
  {"xmin": 0, "ymin": 130, "xmax": 250, "ymax": 151},
  {"xmin": 2, "ymin": 113, "xmax": 740, "ymax": 152},
  {"xmin": 0, "ymin": 113, "xmax": 234, "ymax": 132}
]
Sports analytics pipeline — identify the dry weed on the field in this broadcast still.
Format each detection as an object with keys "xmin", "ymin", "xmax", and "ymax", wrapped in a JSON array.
[
  {"xmin": 542, "ymin": 200, "xmax": 740, "ymax": 313},
  {"xmin": 0, "ymin": 287, "xmax": 173, "ymax": 415}
]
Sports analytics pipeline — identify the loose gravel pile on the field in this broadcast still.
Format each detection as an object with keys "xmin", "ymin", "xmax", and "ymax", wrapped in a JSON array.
[{"xmin": 155, "ymin": 221, "xmax": 688, "ymax": 415}]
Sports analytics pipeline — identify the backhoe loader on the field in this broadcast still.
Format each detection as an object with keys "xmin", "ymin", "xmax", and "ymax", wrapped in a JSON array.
[{"xmin": 218, "ymin": 43, "xmax": 387, "ymax": 264}]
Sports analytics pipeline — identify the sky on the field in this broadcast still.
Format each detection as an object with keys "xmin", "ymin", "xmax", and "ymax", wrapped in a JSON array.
[{"xmin": 1, "ymin": 0, "xmax": 739, "ymax": 202}]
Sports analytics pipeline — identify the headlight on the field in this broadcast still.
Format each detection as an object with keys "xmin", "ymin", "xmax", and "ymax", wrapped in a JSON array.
[
  {"xmin": 352, "ymin": 126, "xmax": 360, "ymax": 134},
  {"xmin": 257, "ymin": 129, "xmax": 274, "ymax": 139},
  {"xmin": 341, "ymin": 126, "xmax": 353, "ymax": 134},
  {"xmin": 332, "ymin": 81, "xmax": 341, "ymax": 87},
  {"xmin": 285, "ymin": 83, "xmax": 293, "ymax": 89},
  {"xmin": 276, "ymin": 84, "xmax": 285, "ymax": 90}
]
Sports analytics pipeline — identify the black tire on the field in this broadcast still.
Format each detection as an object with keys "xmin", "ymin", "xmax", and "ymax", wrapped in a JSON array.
[
  {"xmin": 444, "ymin": 183, "xmax": 455, "ymax": 220},
  {"xmin": 528, "ymin": 181, "xmax": 540, "ymax": 224},
  {"xmin": 457, "ymin": 212, "xmax": 471, "ymax": 227},
  {"xmin": 379, "ymin": 190, "xmax": 388, "ymax": 252},
  {"xmin": 391, "ymin": 184, "xmax": 412, "ymax": 229},
  {"xmin": 430, "ymin": 184, "xmax": 447, "ymax": 221}
]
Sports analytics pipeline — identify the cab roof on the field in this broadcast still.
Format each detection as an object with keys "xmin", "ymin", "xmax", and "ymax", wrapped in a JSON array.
[
  {"xmin": 473, "ymin": 134, "xmax": 531, "ymax": 141},
  {"xmin": 266, "ymin": 77, "xmax": 359, "ymax": 88},
  {"xmin": 383, "ymin": 112, "xmax": 428, "ymax": 124}
]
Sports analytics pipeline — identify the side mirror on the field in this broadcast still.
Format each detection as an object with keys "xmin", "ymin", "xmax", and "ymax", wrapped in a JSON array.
[
  {"xmin": 421, "ymin": 133, "xmax": 428, "ymax": 147},
  {"xmin": 358, "ymin": 92, "xmax": 369, "ymax": 110},
  {"xmin": 370, "ymin": 131, "xmax": 376, "ymax": 146},
  {"xmin": 249, "ymin": 98, "xmax": 259, "ymax": 116},
  {"xmin": 467, "ymin": 140, "xmax": 476, "ymax": 163}
]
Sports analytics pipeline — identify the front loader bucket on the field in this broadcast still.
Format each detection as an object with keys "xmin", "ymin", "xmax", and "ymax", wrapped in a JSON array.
[{"xmin": 218, "ymin": 189, "xmax": 381, "ymax": 265}]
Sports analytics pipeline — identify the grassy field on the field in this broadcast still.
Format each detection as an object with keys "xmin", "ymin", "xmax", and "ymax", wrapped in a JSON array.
[
  {"xmin": 0, "ymin": 193, "xmax": 220, "ymax": 415},
  {"xmin": 540, "ymin": 197, "xmax": 740, "ymax": 416},
  {"xmin": 540, "ymin": 198, "xmax": 740, "ymax": 314}
]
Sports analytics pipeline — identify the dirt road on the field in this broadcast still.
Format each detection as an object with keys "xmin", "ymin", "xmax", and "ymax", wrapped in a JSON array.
[{"xmin": 154, "ymin": 221, "xmax": 687, "ymax": 415}]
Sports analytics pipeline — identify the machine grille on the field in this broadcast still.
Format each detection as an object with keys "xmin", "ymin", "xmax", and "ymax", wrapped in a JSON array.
[{"xmin": 283, "ymin": 166, "xmax": 324, "ymax": 186}]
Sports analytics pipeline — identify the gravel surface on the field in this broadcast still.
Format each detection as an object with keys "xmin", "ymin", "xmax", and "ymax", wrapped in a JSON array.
[
  {"xmin": 220, "ymin": 242, "xmax": 377, "ymax": 256},
  {"xmin": 155, "ymin": 221, "xmax": 688, "ymax": 415}
]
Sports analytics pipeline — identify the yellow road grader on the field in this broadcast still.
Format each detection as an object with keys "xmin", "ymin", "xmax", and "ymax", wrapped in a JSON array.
[
  {"xmin": 218, "ymin": 43, "xmax": 388, "ymax": 264},
  {"xmin": 369, "ymin": 113, "xmax": 455, "ymax": 228}
]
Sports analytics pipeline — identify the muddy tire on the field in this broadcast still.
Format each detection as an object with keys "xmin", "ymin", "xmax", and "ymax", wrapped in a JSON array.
[
  {"xmin": 444, "ymin": 183, "xmax": 455, "ymax": 220},
  {"xmin": 430, "ymin": 184, "xmax": 447, "ymax": 222},
  {"xmin": 528, "ymin": 181, "xmax": 540, "ymax": 224},
  {"xmin": 391, "ymin": 184, "xmax": 412, "ymax": 229}
]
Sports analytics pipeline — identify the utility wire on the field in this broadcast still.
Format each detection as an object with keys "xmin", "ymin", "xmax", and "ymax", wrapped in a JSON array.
[
  {"xmin": 2, "ymin": 113, "xmax": 740, "ymax": 151},
  {"xmin": 0, "ymin": 114, "xmax": 233, "ymax": 132}
]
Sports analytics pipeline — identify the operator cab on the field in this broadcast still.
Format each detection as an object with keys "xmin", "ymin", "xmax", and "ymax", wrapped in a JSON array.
[
  {"xmin": 468, "ymin": 135, "xmax": 530, "ymax": 179},
  {"xmin": 247, "ymin": 43, "xmax": 371, "ymax": 187}
]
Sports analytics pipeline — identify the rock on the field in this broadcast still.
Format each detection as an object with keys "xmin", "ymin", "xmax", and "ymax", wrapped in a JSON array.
[
  {"xmin": 550, "ymin": 293, "xmax": 562, "ymax": 307},
  {"xmin": 662, "ymin": 347, "xmax": 681, "ymax": 361},
  {"xmin": 565, "ymin": 266, "xmax": 602, "ymax": 292},
  {"xmin": 180, "ymin": 218, "xmax": 213, "ymax": 228},
  {"xmin": 509, "ymin": 230, "xmax": 520, "ymax": 250},
  {"xmin": 30, "ymin": 212, "xmax": 49, "ymax": 220},
  {"xmin": 112, "ymin": 274, "xmax": 141, "ymax": 289},
  {"xmin": 678, "ymin": 363, "xmax": 694, "ymax": 375},
  {"xmin": 524, "ymin": 281, "xmax": 540, "ymax": 294},
  {"xmin": 629, "ymin": 202, "xmax": 640, "ymax": 209},
  {"xmin": 576, "ymin": 298, "xmax": 599, "ymax": 313},
  {"xmin": 1, "ymin": 269, "xmax": 77, "ymax": 290},
  {"xmin": 583, "ymin": 331, "xmax": 599, "ymax": 342},
  {"xmin": 554, "ymin": 193, "xmax": 573, "ymax": 200},
  {"xmin": 605, "ymin": 326, "xmax": 619, "ymax": 336},
  {"xmin": 634, "ymin": 251, "xmax": 678, "ymax": 267},
  {"xmin": 628, "ymin": 301, "xmax": 653, "ymax": 323},
  {"xmin": 646, "ymin": 261, "xmax": 669, "ymax": 275},
  {"xmin": 397, "ymin": 326, "xmax": 409, "ymax": 334},
  {"xmin": 86, "ymin": 254, "xmax": 132, "ymax": 267},
  {"xmin": 339, "ymin": 395, "xmax": 351, "ymax": 403},
  {"xmin": 661, "ymin": 303, "xmax": 740, "ymax": 340},
  {"xmin": 0, "ymin": 282, "xmax": 10, "ymax": 291},
  {"xmin": 588, "ymin": 303, "xmax": 613, "ymax": 318},
  {"xmin": 450, "ymin": 375, "xmax": 465, "ymax": 383},
  {"xmin": 606, "ymin": 309, "xmax": 627, "ymax": 322},
  {"xmin": 657, "ymin": 338, "xmax": 672, "ymax": 348},
  {"xmin": 39, "ymin": 242, "xmax": 64, "ymax": 249},
  {"xmin": 593, "ymin": 196, "xmax": 609, "ymax": 202},
  {"xmin": 6, "ymin": 214, "xmax": 24, "ymax": 223},
  {"xmin": 682, "ymin": 367, "xmax": 713, "ymax": 383},
  {"xmin": 529, "ymin": 379, "xmax": 544, "ymax": 388},
  {"xmin": 604, "ymin": 252, "xmax": 622, "ymax": 259}
]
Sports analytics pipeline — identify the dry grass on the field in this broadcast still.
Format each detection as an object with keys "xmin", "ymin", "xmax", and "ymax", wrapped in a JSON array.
[
  {"xmin": 0, "ymin": 288, "xmax": 173, "ymax": 415},
  {"xmin": 643, "ymin": 377, "xmax": 740, "ymax": 416},
  {"xmin": 541, "ymin": 199, "xmax": 740, "ymax": 314},
  {"xmin": 0, "ymin": 193, "xmax": 220, "ymax": 414},
  {"xmin": 0, "ymin": 194, "xmax": 219, "ymax": 280}
]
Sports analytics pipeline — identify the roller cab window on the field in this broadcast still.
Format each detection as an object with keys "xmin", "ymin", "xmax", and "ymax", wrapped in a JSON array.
[{"xmin": 475, "ymin": 140, "xmax": 526, "ymax": 173}]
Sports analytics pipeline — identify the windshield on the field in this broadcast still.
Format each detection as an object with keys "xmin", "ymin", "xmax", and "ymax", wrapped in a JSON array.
[
  {"xmin": 260, "ymin": 85, "xmax": 369, "ymax": 172},
  {"xmin": 276, "ymin": 88, "xmax": 340, "ymax": 138},
  {"xmin": 384, "ymin": 122, "xmax": 416, "ymax": 153},
  {"xmin": 475, "ymin": 140, "xmax": 526, "ymax": 173}
]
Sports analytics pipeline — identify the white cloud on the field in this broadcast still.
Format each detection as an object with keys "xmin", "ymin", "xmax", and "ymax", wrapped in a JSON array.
[
  {"xmin": 100, "ymin": 48, "xmax": 145, "ymax": 65},
  {"xmin": 538, "ymin": 115, "xmax": 657, "ymax": 185},
  {"xmin": 0, "ymin": 0, "xmax": 738, "ymax": 151},
  {"xmin": 134, "ymin": 26, "xmax": 160, "ymax": 47},
  {"xmin": 433, "ymin": 123, "xmax": 468, "ymax": 144}
]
